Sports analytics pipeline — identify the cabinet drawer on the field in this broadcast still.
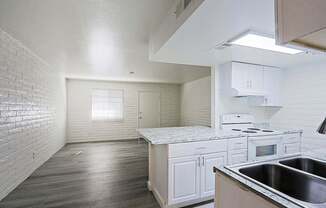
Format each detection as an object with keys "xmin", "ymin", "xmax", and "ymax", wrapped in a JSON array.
[
  {"xmin": 283, "ymin": 133, "xmax": 301, "ymax": 144},
  {"xmin": 228, "ymin": 149, "xmax": 248, "ymax": 165},
  {"xmin": 168, "ymin": 140, "xmax": 227, "ymax": 158},
  {"xmin": 228, "ymin": 137, "xmax": 247, "ymax": 150}
]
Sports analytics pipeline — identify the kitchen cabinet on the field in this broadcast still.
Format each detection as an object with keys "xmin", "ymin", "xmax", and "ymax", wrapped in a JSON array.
[
  {"xmin": 248, "ymin": 66, "xmax": 283, "ymax": 107},
  {"xmin": 221, "ymin": 62, "xmax": 283, "ymax": 105},
  {"xmin": 227, "ymin": 137, "xmax": 248, "ymax": 165},
  {"xmin": 200, "ymin": 152, "xmax": 227, "ymax": 198},
  {"xmin": 283, "ymin": 143, "xmax": 300, "ymax": 155},
  {"xmin": 149, "ymin": 139, "xmax": 230, "ymax": 207},
  {"xmin": 168, "ymin": 156, "xmax": 201, "ymax": 204},
  {"xmin": 168, "ymin": 150, "xmax": 227, "ymax": 205},
  {"xmin": 262, "ymin": 67, "xmax": 282, "ymax": 107},
  {"xmin": 220, "ymin": 62, "xmax": 265, "ymax": 97},
  {"xmin": 275, "ymin": 0, "xmax": 326, "ymax": 51},
  {"xmin": 283, "ymin": 133, "xmax": 301, "ymax": 156}
]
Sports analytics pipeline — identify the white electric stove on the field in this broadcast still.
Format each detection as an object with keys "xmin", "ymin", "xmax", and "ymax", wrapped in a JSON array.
[
  {"xmin": 221, "ymin": 114, "xmax": 284, "ymax": 162},
  {"xmin": 220, "ymin": 114, "xmax": 281, "ymax": 136}
]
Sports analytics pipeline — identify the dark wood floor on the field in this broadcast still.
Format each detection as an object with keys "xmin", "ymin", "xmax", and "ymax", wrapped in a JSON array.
[{"xmin": 0, "ymin": 140, "xmax": 160, "ymax": 208}]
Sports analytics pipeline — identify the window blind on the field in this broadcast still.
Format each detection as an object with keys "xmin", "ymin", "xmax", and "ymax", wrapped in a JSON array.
[{"xmin": 91, "ymin": 89, "xmax": 124, "ymax": 121}]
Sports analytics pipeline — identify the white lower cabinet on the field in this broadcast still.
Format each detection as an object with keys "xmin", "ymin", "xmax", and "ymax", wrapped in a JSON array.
[
  {"xmin": 283, "ymin": 133, "xmax": 301, "ymax": 156},
  {"xmin": 168, "ymin": 152, "xmax": 227, "ymax": 205},
  {"xmin": 200, "ymin": 152, "xmax": 227, "ymax": 198},
  {"xmin": 228, "ymin": 149, "xmax": 248, "ymax": 165},
  {"xmin": 168, "ymin": 156, "xmax": 201, "ymax": 205},
  {"xmin": 283, "ymin": 142, "xmax": 301, "ymax": 155}
]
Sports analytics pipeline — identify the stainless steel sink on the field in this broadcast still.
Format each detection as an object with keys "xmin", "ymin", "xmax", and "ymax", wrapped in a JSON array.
[
  {"xmin": 239, "ymin": 164, "xmax": 326, "ymax": 204},
  {"xmin": 280, "ymin": 157, "xmax": 326, "ymax": 179}
]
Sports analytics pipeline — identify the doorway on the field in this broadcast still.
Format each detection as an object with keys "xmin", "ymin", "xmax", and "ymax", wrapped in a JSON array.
[{"xmin": 138, "ymin": 91, "xmax": 161, "ymax": 128}]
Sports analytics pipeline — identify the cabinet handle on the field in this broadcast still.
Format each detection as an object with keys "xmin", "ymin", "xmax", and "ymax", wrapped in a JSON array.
[
  {"xmin": 198, "ymin": 157, "xmax": 201, "ymax": 167},
  {"xmin": 202, "ymin": 157, "xmax": 205, "ymax": 166}
]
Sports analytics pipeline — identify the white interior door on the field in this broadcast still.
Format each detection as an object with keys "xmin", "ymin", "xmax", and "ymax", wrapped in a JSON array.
[{"xmin": 138, "ymin": 91, "xmax": 160, "ymax": 128}]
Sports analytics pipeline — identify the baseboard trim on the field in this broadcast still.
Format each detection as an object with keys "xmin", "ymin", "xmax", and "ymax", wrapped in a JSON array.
[
  {"xmin": 152, "ymin": 186, "xmax": 167, "ymax": 208},
  {"xmin": 147, "ymin": 181, "xmax": 152, "ymax": 191},
  {"xmin": 66, "ymin": 138, "xmax": 145, "ymax": 144}
]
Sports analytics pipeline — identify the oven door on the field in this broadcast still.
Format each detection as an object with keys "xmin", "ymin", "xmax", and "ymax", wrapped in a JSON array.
[{"xmin": 248, "ymin": 136, "xmax": 283, "ymax": 162}]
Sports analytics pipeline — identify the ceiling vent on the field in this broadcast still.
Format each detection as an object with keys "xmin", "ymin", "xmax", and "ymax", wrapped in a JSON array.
[{"xmin": 175, "ymin": 0, "xmax": 193, "ymax": 18}]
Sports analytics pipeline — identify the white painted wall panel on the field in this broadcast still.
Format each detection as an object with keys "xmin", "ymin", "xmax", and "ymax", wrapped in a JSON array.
[
  {"xmin": 67, "ymin": 79, "xmax": 180, "ymax": 143},
  {"xmin": 270, "ymin": 61, "xmax": 326, "ymax": 150},
  {"xmin": 0, "ymin": 29, "xmax": 66, "ymax": 200},
  {"xmin": 180, "ymin": 76, "xmax": 211, "ymax": 126}
]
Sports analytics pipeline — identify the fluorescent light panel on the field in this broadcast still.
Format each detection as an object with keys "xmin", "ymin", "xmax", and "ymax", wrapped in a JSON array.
[{"xmin": 230, "ymin": 33, "xmax": 303, "ymax": 54}]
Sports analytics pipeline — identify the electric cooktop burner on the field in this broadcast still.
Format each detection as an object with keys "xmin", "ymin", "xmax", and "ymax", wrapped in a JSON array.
[
  {"xmin": 262, "ymin": 130, "xmax": 274, "ymax": 132},
  {"xmin": 247, "ymin": 128, "xmax": 261, "ymax": 131},
  {"xmin": 232, "ymin": 129, "xmax": 242, "ymax": 131},
  {"xmin": 242, "ymin": 130, "xmax": 257, "ymax": 133}
]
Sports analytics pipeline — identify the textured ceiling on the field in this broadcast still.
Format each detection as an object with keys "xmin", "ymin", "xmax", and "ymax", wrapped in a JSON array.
[{"xmin": 0, "ymin": 0, "xmax": 210, "ymax": 83}]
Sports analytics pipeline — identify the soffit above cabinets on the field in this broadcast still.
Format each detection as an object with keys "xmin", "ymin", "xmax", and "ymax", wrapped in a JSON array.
[{"xmin": 150, "ymin": 0, "xmax": 326, "ymax": 68}]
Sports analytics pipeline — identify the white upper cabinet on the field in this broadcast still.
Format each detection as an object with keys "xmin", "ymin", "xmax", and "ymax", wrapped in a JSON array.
[
  {"xmin": 248, "ymin": 66, "xmax": 283, "ymax": 107},
  {"xmin": 262, "ymin": 67, "xmax": 282, "ymax": 107},
  {"xmin": 221, "ymin": 62, "xmax": 283, "ymax": 107},
  {"xmin": 276, "ymin": 0, "xmax": 326, "ymax": 51},
  {"xmin": 221, "ymin": 62, "xmax": 265, "ymax": 97}
]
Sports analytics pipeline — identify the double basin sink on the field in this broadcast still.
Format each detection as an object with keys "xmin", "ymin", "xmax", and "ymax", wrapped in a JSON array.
[{"xmin": 236, "ymin": 157, "xmax": 326, "ymax": 207}]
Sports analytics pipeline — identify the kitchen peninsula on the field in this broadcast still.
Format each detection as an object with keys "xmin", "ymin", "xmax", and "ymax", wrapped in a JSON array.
[{"xmin": 137, "ymin": 125, "xmax": 302, "ymax": 208}]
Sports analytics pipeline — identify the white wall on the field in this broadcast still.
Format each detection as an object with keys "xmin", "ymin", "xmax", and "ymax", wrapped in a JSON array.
[
  {"xmin": 270, "ymin": 61, "xmax": 326, "ymax": 150},
  {"xmin": 0, "ymin": 29, "xmax": 66, "ymax": 200},
  {"xmin": 180, "ymin": 76, "xmax": 211, "ymax": 126},
  {"xmin": 66, "ymin": 79, "xmax": 180, "ymax": 143}
]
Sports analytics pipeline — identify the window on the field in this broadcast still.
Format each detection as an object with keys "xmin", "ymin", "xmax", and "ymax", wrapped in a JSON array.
[{"xmin": 91, "ymin": 89, "xmax": 124, "ymax": 121}]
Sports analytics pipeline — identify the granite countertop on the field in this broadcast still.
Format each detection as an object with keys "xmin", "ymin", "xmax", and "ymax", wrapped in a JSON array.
[
  {"xmin": 137, "ymin": 126, "xmax": 244, "ymax": 144},
  {"xmin": 137, "ymin": 126, "xmax": 303, "ymax": 145},
  {"xmin": 215, "ymin": 149, "xmax": 326, "ymax": 208}
]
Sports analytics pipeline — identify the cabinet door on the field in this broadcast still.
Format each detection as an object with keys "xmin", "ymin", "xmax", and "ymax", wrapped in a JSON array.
[
  {"xmin": 247, "ymin": 65, "xmax": 264, "ymax": 92},
  {"xmin": 168, "ymin": 156, "xmax": 201, "ymax": 205},
  {"xmin": 201, "ymin": 152, "xmax": 227, "ymax": 198},
  {"xmin": 284, "ymin": 143, "xmax": 301, "ymax": 155},
  {"xmin": 231, "ymin": 62, "xmax": 248, "ymax": 90},
  {"xmin": 263, "ymin": 67, "xmax": 282, "ymax": 106},
  {"xmin": 232, "ymin": 62, "xmax": 264, "ymax": 92}
]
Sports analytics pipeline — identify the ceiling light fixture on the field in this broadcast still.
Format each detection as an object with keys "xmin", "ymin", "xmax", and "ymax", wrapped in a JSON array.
[{"xmin": 230, "ymin": 31, "xmax": 303, "ymax": 55}]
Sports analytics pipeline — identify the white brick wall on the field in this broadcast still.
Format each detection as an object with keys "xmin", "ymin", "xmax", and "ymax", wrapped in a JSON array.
[
  {"xmin": 0, "ymin": 29, "xmax": 66, "ymax": 200},
  {"xmin": 67, "ymin": 79, "xmax": 180, "ymax": 143},
  {"xmin": 180, "ymin": 76, "xmax": 211, "ymax": 126},
  {"xmin": 270, "ymin": 61, "xmax": 326, "ymax": 150}
]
